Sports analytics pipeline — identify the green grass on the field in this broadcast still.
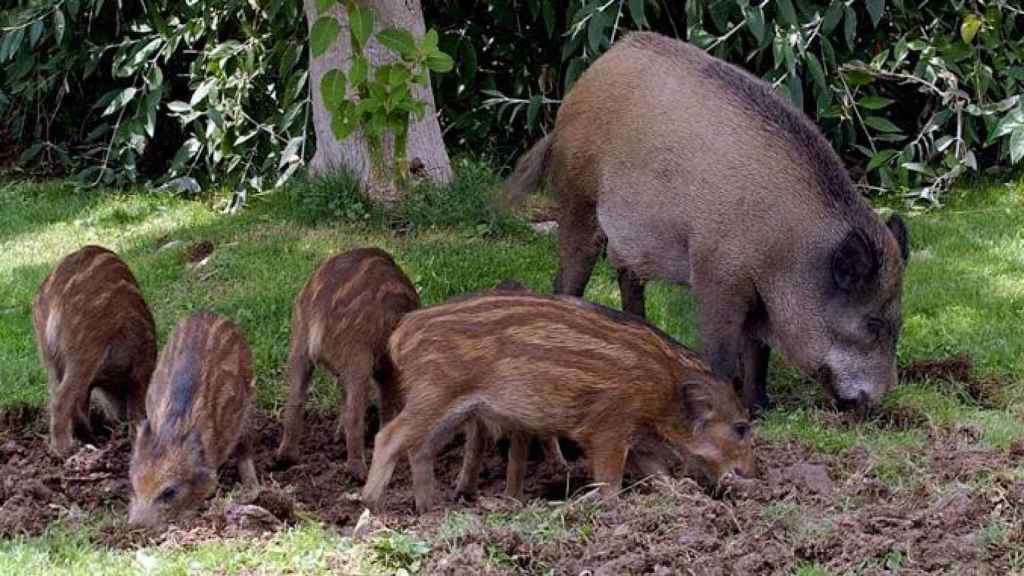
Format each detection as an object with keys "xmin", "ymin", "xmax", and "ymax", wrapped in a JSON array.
[{"xmin": 1, "ymin": 169, "xmax": 1023, "ymax": 572}]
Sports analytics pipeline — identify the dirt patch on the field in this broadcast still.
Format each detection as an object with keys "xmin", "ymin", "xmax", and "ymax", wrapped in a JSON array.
[
  {"xmin": 2, "ymin": 408, "xmax": 1022, "ymax": 572},
  {"xmin": 901, "ymin": 354, "xmax": 974, "ymax": 384},
  {"xmin": 900, "ymin": 353, "xmax": 1011, "ymax": 407},
  {"xmin": 184, "ymin": 240, "xmax": 214, "ymax": 264}
]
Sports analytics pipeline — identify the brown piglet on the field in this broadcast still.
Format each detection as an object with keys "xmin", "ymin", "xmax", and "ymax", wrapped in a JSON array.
[
  {"xmin": 32, "ymin": 245, "xmax": 157, "ymax": 458},
  {"xmin": 129, "ymin": 311, "xmax": 257, "ymax": 528},
  {"xmin": 362, "ymin": 293, "xmax": 754, "ymax": 513},
  {"xmin": 275, "ymin": 247, "xmax": 420, "ymax": 480}
]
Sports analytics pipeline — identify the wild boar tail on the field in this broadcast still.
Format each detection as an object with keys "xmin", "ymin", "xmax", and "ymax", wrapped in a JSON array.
[{"xmin": 502, "ymin": 134, "xmax": 553, "ymax": 208}]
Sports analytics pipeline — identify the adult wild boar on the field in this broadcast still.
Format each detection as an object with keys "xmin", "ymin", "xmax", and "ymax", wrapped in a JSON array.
[
  {"xmin": 33, "ymin": 245, "xmax": 157, "ymax": 458},
  {"xmin": 506, "ymin": 32, "xmax": 909, "ymax": 413}
]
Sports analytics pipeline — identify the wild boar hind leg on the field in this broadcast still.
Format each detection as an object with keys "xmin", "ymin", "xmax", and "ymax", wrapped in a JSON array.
[
  {"xmin": 274, "ymin": 343, "xmax": 315, "ymax": 467},
  {"xmin": 49, "ymin": 361, "xmax": 101, "ymax": 458},
  {"xmin": 553, "ymin": 209, "xmax": 604, "ymax": 297}
]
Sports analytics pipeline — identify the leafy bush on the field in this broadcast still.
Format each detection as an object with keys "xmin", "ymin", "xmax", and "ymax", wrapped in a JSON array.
[
  {"xmin": 430, "ymin": 0, "xmax": 1024, "ymax": 202},
  {"xmin": 2, "ymin": 0, "xmax": 1022, "ymax": 203},
  {"xmin": 0, "ymin": 0, "xmax": 307, "ymax": 192}
]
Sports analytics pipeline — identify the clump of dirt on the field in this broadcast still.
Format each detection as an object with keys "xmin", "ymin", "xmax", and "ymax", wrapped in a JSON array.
[
  {"xmin": 900, "ymin": 353, "xmax": 1010, "ymax": 408},
  {"xmin": 874, "ymin": 401, "xmax": 930, "ymax": 431},
  {"xmin": 3, "ymin": 406, "xmax": 1023, "ymax": 572},
  {"xmin": 901, "ymin": 354, "xmax": 973, "ymax": 383},
  {"xmin": 185, "ymin": 240, "xmax": 214, "ymax": 264}
]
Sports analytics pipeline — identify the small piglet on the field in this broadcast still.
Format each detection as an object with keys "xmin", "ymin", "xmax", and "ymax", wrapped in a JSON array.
[
  {"xmin": 275, "ymin": 247, "xmax": 420, "ymax": 479},
  {"xmin": 32, "ymin": 245, "xmax": 157, "ymax": 458},
  {"xmin": 363, "ymin": 293, "xmax": 755, "ymax": 513},
  {"xmin": 129, "ymin": 311, "xmax": 257, "ymax": 528}
]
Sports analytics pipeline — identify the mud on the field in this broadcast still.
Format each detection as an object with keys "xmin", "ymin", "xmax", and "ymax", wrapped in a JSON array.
[{"xmin": 2, "ymin": 404, "xmax": 1023, "ymax": 574}]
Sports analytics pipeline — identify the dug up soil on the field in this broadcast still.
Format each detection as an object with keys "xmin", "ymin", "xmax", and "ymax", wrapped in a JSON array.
[{"xmin": 1, "ymin": 381, "xmax": 1023, "ymax": 574}]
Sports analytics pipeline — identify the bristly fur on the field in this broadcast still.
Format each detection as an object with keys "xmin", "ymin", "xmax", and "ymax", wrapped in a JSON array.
[
  {"xmin": 32, "ymin": 245, "xmax": 156, "ymax": 457},
  {"xmin": 275, "ymin": 247, "xmax": 420, "ymax": 476}
]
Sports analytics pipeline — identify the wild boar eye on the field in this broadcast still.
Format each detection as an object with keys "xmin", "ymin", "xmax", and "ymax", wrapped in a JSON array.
[
  {"xmin": 157, "ymin": 486, "xmax": 178, "ymax": 504},
  {"xmin": 732, "ymin": 422, "xmax": 751, "ymax": 440}
]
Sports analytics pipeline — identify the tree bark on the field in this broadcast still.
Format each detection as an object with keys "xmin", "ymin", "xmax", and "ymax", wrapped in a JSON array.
[{"xmin": 303, "ymin": 0, "xmax": 452, "ymax": 202}]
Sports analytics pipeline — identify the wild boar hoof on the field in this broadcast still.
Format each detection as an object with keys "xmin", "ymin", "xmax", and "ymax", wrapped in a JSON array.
[
  {"xmin": 453, "ymin": 484, "xmax": 478, "ymax": 502},
  {"xmin": 270, "ymin": 451, "xmax": 298, "ymax": 471},
  {"xmin": 347, "ymin": 460, "xmax": 368, "ymax": 482}
]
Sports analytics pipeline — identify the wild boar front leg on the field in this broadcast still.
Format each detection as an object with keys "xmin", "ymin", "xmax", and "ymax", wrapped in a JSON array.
[
  {"xmin": 543, "ymin": 436, "xmax": 568, "ymax": 469},
  {"xmin": 505, "ymin": 432, "xmax": 530, "ymax": 500},
  {"xmin": 236, "ymin": 428, "xmax": 259, "ymax": 487},
  {"xmin": 741, "ymin": 336, "xmax": 772, "ymax": 415},
  {"xmin": 362, "ymin": 413, "xmax": 414, "ymax": 510},
  {"xmin": 339, "ymin": 350, "xmax": 373, "ymax": 481},
  {"xmin": 588, "ymin": 434, "xmax": 629, "ymax": 499},
  {"xmin": 275, "ymin": 342, "xmax": 314, "ymax": 468}
]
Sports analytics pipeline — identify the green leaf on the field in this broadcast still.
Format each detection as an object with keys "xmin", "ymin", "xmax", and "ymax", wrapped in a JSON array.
[
  {"xmin": 423, "ymin": 29, "xmax": 439, "ymax": 52},
  {"xmin": 866, "ymin": 149, "xmax": 898, "ymax": 171},
  {"xmin": 377, "ymin": 28, "xmax": 416, "ymax": 60},
  {"xmin": 19, "ymin": 143, "xmax": 44, "ymax": 164},
  {"xmin": 542, "ymin": 0, "xmax": 557, "ymax": 36},
  {"xmin": 29, "ymin": 20, "xmax": 44, "ymax": 49},
  {"xmin": 426, "ymin": 51, "xmax": 454, "ymax": 73},
  {"xmin": 311, "ymin": 17, "xmax": 340, "ymax": 58},
  {"xmin": 961, "ymin": 14, "xmax": 983, "ymax": 44},
  {"xmin": 587, "ymin": 10, "xmax": 610, "ymax": 54},
  {"xmin": 1011, "ymin": 128, "xmax": 1024, "ymax": 164},
  {"xmin": 744, "ymin": 5, "xmax": 766, "ymax": 44},
  {"xmin": 347, "ymin": 3, "xmax": 375, "ymax": 53},
  {"xmin": 564, "ymin": 58, "xmax": 587, "ymax": 93},
  {"xmin": 865, "ymin": 0, "xmax": 885, "ymax": 28},
  {"xmin": 166, "ymin": 101, "xmax": 191, "ymax": 113},
  {"xmin": 527, "ymin": 94, "xmax": 543, "ymax": 129},
  {"xmin": 844, "ymin": 6, "xmax": 857, "ymax": 50},
  {"xmin": 320, "ymin": 69, "xmax": 347, "ymax": 111},
  {"xmin": 459, "ymin": 41, "xmax": 477, "ymax": 84},
  {"xmin": 806, "ymin": 54, "xmax": 827, "ymax": 91},
  {"xmin": 102, "ymin": 87, "xmax": 138, "ymax": 117},
  {"xmin": 776, "ymin": 0, "xmax": 798, "ymax": 27},
  {"xmin": 331, "ymin": 104, "xmax": 358, "ymax": 141},
  {"xmin": 786, "ymin": 72, "xmax": 803, "ymax": 110},
  {"xmin": 863, "ymin": 116, "xmax": 902, "ymax": 133},
  {"xmin": 629, "ymin": 0, "xmax": 647, "ymax": 29},
  {"xmin": 54, "ymin": 10, "xmax": 65, "ymax": 44},
  {"xmin": 857, "ymin": 96, "xmax": 895, "ymax": 110},
  {"xmin": 349, "ymin": 55, "xmax": 368, "ymax": 87},
  {"xmin": 822, "ymin": 2, "xmax": 844, "ymax": 35},
  {"xmin": 314, "ymin": 0, "xmax": 334, "ymax": 13},
  {"xmin": 190, "ymin": 80, "xmax": 216, "ymax": 107}
]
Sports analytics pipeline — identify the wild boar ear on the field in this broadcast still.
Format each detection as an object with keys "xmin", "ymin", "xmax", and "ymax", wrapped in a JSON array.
[
  {"xmin": 832, "ymin": 228, "xmax": 880, "ymax": 294},
  {"xmin": 886, "ymin": 214, "xmax": 910, "ymax": 263},
  {"xmin": 678, "ymin": 379, "xmax": 715, "ymax": 431}
]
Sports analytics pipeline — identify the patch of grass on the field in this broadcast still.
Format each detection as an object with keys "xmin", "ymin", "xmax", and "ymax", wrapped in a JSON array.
[
  {"xmin": 0, "ymin": 523, "xmax": 357, "ymax": 575},
  {"xmin": 2, "ymin": 171, "xmax": 1024, "ymax": 572}
]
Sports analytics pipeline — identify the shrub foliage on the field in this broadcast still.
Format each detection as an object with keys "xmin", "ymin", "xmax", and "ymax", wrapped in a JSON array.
[{"xmin": 2, "ymin": 0, "xmax": 1022, "ymax": 202}]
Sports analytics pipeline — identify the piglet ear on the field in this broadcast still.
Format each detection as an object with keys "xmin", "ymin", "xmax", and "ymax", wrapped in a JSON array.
[{"xmin": 678, "ymin": 379, "xmax": 715, "ymax": 431}]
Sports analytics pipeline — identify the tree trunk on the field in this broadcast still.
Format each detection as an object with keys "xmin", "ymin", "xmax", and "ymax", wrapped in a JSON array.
[{"xmin": 303, "ymin": 0, "xmax": 452, "ymax": 202}]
